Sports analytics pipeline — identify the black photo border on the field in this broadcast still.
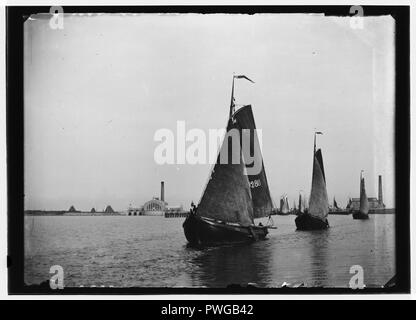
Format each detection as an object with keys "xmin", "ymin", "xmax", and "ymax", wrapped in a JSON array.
[{"xmin": 7, "ymin": 5, "xmax": 410, "ymax": 295}]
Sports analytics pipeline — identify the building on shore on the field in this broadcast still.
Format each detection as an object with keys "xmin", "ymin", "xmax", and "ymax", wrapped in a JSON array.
[
  {"xmin": 104, "ymin": 205, "xmax": 115, "ymax": 214},
  {"xmin": 127, "ymin": 181, "xmax": 186, "ymax": 217},
  {"xmin": 68, "ymin": 205, "xmax": 78, "ymax": 213}
]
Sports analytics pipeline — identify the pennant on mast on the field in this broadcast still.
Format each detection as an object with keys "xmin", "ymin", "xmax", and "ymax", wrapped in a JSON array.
[{"xmin": 234, "ymin": 74, "xmax": 255, "ymax": 83}]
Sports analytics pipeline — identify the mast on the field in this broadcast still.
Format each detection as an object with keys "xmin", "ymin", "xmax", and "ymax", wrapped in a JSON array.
[
  {"xmin": 229, "ymin": 75, "xmax": 235, "ymax": 119},
  {"xmin": 196, "ymin": 74, "xmax": 259, "ymax": 226}
]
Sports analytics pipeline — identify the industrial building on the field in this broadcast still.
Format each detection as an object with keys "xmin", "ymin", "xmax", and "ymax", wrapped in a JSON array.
[{"xmin": 127, "ymin": 181, "xmax": 185, "ymax": 216}]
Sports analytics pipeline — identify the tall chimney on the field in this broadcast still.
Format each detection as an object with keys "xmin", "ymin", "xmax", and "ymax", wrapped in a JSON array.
[
  {"xmin": 161, "ymin": 181, "xmax": 165, "ymax": 202},
  {"xmin": 378, "ymin": 175, "xmax": 383, "ymax": 206}
]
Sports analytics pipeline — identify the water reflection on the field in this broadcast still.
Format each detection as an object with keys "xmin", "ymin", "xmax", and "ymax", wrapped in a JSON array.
[
  {"xmin": 188, "ymin": 240, "xmax": 274, "ymax": 288},
  {"xmin": 24, "ymin": 215, "xmax": 395, "ymax": 288},
  {"xmin": 307, "ymin": 230, "xmax": 330, "ymax": 287}
]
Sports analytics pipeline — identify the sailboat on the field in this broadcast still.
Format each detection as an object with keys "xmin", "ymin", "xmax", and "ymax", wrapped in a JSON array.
[
  {"xmin": 297, "ymin": 193, "xmax": 305, "ymax": 215},
  {"xmin": 333, "ymin": 197, "xmax": 339, "ymax": 210},
  {"xmin": 295, "ymin": 132, "xmax": 329, "ymax": 230},
  {"xmin": 329, "ymin": 196, "xmax": 350, "ymax": 215},
  {"xmin": 277, "ymin": 195, "xmax": 290, "ymax": 215},
  {"xmin": 352, "ymin": 171, "xmax": 370, "ymax": 220},
  {"xmin": 183, "ymin": 75, "xmax": 274, "ymax": 246}
]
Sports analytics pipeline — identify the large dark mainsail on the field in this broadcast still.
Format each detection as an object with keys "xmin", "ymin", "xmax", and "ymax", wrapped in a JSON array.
[
  {"xmin": 234, "ymin": 105, "xmax": 273, "ymax": 218},
  {"xmin": 196, "ymin": 120, "xmax": 254, "ymax": 226}
]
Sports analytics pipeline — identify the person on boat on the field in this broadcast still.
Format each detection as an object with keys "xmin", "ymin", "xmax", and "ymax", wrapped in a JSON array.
[{"xmin": 190, "ymin": 201, "xmax": 197, "ymax": 215}]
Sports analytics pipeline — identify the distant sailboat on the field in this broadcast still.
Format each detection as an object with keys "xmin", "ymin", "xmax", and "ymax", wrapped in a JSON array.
[
  {"xmin": 352, "ymin": 171, "xmax": 370, "ymax": 220},
  {"xmin": 329, "ymin": 196, "xmax": 350, "ymax": 215},
  {"xmin": 333, "ymin": 197, "xmax": 339, "ymax": 209},
  {"xmin": 278, "ymin": 195, "xmax": 290, "ymax": 215},
  {"xmin": 183, "ymin": 75, "xmax": 273, "ymax": 246},
  {"xmin": 295, "ymin": 132, "xmax": 329, "ymax": 230},
  {"xmin": 297, "ymin": 193, "xmax": 305, "ymax": 215},
  {"xmin": 346, "ymin": 197, "xmax": 353, "ymax": 211}
]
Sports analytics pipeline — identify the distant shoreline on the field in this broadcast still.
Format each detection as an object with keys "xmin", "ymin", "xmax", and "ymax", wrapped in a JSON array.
[
  {"xmin": 24, "ymin": 210, "xmax": 123, "ymax": 216},
  {"xmin": 25, "ymin": 208, "xmax": 395, "ymax": 216}
]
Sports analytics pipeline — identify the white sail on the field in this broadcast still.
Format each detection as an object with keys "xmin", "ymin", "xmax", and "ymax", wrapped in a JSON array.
[
  {"xmin": 308, "ymin": 149, "xmax": 329, "ymax": 220},
  {"xmin": 298, "ymin": 194, "xmax": 304, "ymax": 213},
  {"xmin": 280, "ymin": 196, "xmax": 289, "ymax": 214}
]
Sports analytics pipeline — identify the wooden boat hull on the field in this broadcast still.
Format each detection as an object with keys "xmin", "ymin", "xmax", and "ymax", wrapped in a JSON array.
[
  {"xmin": 352, "ymin": 211, "xmax": 369, "ymax": 220},
  {"xmin": 295, "ymin": 213, "xmax": 329, "ymax": 230},
  {"xmin": 183, "ymin": 214, "xmax": 268, "ymax": 246}
]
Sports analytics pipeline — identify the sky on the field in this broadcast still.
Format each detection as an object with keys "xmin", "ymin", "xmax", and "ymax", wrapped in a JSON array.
[{"xmin": 24, "ymin": 13, "xmax": 395, "ymax": 211}]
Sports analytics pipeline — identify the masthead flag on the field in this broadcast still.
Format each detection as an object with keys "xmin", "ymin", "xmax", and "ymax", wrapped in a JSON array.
[{"xmin": 234, "ymin": 75, "xmax": 255, "ymax": 83}]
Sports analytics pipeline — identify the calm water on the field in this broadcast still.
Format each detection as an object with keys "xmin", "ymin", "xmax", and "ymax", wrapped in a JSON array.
[{"xmin": 24, "ymin": 214, "xmax": 395, "ymax": 288}]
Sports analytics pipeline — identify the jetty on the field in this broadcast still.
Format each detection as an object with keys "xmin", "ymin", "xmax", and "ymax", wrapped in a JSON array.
[{"xmin": 165, "ymin": 210, "xmax": 189, "ymax": 218}]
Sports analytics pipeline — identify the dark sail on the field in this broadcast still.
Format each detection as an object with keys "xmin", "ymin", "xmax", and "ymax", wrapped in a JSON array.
[
  {"xmin": 233, "ymin": 105, "xmax": 273, "ymax": 218},
  {"xmin": 346, "ymin": 198, "xmax": 352, "ymax": 209},
  {"xmin": 359, "ymin": 174, "xmax": 369, "ymax": 214},
  {"xmin": 197, "ymin": 120, "xmax": 254, "ymax": 226},
  {"xmin": 308, "ymin": 149, "xmax": 329, "ymax": 220},
  {"xmin": 298, "ymin": 194, "xmax": 304, "ymax": 213}
]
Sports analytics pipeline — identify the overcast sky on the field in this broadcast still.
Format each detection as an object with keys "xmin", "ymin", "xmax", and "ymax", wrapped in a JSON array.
[{"xmin": 24, "ymin": 13, "xmax": 395, "ymax": 211}]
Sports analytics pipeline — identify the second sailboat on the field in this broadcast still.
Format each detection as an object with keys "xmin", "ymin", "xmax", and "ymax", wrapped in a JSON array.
[{"xmin": 295, "ymin": 132, "xmax": 329, "ymax": 230}]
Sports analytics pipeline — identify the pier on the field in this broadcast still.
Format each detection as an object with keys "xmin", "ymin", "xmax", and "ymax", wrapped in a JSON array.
[{"xmin": 164, "ymin": 211, "xmax": 189, "ymax": 218}]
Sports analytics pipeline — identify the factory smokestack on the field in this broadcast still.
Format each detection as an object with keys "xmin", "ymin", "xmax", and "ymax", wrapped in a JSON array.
[
  {"xmin": 378, "ymin": 175, "xmax": 384, "ymax": 207},
  {"xmin": 161, "ymin": 181, "xmax": 165, "ymax": 202}
]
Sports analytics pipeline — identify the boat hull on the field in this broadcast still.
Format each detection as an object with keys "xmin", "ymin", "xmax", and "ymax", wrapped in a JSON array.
[
  {"xmin": 352, "ymin": 211, "xmax": 369, "ymax": 220},
  {"xmin": 183, "ymin": 214, "xmax": 268, "ymax": 246},
  {"xmin": 295, "ymin": 213, "xmax": 329, "ymax": 230}
]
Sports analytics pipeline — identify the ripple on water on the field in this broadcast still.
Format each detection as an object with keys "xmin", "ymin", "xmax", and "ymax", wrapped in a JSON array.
[{"xmin": 24, "ymin": 215, "xmax": 395, "ymax": 288}]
